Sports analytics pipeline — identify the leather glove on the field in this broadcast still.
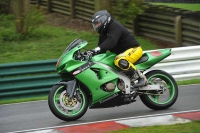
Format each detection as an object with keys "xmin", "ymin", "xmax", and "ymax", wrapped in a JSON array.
[
  {"xmin": 86, "ymin": 47, "xmax": 101, "ymax": 56},
  {"xmin": 93, "ymin": 47, "xmax": 101, "ymax": 53}
]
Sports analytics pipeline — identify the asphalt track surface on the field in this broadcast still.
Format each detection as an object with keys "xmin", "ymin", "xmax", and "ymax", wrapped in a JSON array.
[{"xmin": 0, "ymin": 84, "xmax": 200, "ymax": 133}]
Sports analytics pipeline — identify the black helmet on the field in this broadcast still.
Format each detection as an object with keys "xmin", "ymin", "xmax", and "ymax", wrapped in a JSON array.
[{"xmin": 92, "ymin": 10, "xmax": 111, "ymax": 34}]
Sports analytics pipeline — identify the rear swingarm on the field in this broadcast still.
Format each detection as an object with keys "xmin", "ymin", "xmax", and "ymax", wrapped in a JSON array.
[{"xmin": 138, "ymin": 85, "xmax": 163, "ymax": 91}]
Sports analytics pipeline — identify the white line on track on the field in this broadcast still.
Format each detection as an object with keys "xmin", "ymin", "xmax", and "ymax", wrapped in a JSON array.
[{"xmin": 7, "ymin": 109, "xmax": 200, "ymax": 133}]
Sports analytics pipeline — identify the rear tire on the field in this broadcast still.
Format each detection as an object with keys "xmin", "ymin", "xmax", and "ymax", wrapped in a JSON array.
[
  {"xmin": 48, "ymin": 85, "xmax": 88, "ymax": 121},
  {"xmin": 139, "ymin": 70, "xmax": 178, "ymax": 110}
]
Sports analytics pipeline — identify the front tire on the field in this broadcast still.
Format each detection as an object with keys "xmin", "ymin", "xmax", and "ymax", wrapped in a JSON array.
[
  {"xmin": 48, "ymin": 84, "xmax": 88, "ymax": 121},
  {"xmin": 140, "ymin": 70, "xmax": 178, "ymax": 110}
]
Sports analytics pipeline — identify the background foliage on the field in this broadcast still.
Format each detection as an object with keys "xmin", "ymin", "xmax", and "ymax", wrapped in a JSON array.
[
  {"xmin": 0, "ymin": 0, "xmax": 10, "ymax": 14},
  {"xmin": 20, "ymin": 5, "xmax": 45, "ymax": 37},
  {"xmin": 112, "ymin": 0, "xmax": 148, "ymax": 24}
]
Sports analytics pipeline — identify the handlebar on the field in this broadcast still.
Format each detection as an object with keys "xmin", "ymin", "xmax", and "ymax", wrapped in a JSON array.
[{"xmin": 75, "ymin": 51, "xmax": 94, "ymax": 61}]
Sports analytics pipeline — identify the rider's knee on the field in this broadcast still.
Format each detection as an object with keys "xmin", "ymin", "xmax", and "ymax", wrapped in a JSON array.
[{"xmin": 117, "ymin": 59, "xmax": 130, "ymax": 70}]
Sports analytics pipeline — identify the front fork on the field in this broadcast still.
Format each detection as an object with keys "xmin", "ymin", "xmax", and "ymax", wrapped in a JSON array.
[{"xmin": 55, "ymin": 79, "xmax": 77, "ymax": 101}]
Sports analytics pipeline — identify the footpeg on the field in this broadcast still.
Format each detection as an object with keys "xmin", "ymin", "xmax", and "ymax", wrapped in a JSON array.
[{"xmin": 124, "ymin": 94, "xmax": 136, "ymax": 102}]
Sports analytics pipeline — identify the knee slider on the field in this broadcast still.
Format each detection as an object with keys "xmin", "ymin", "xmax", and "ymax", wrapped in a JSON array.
[{"xmin": 118, "ymin": 59, "xmax": 129, "ymax": 69}]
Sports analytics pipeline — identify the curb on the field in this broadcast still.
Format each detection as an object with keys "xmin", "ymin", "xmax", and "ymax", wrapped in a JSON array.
[{"xmin": 19, "ymin": 111, "xmax": 200, "ymax": 133}]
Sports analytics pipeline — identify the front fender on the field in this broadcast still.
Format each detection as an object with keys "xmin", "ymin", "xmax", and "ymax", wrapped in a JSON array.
[{"xmin": 55, "ymin": 80, "xmax": 76, "ymax": 101}]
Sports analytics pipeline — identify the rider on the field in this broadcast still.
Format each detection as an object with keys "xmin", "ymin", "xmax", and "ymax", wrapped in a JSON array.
[{"xmin": 90, "ymin": 10, "xmax": 147, "ymax": 87}]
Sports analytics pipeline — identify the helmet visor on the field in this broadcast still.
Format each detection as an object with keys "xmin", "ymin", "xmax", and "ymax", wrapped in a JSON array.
[{"xmin": 92, "ymin": 15, "xmax": 107, "ymax": 32}]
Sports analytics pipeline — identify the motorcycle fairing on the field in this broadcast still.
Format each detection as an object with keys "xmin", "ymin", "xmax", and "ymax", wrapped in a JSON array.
[
  {"xmin": 90, "ymin": 92, "xmax": 126, "ymax": 109},
  {"xmin": 91, "ymin": 49, "xmax": 171, "ymax": 71},
  {"xmin": 56, "ymin": 40, "xmax": 88, "ymax": 73},
  {"xmin": 74, "ymin": 62, "xmax": 120, "ymax": 105},
  {"xmin": 135, "ymin": 49, "xmax": 171, "ymax": 70},
  {"xmin": 91, "ymin": 53, "xmax": 119, "ymax": 70},
  {"xmin": 94, "ymin": 62, "xmax": 131, "ymax": 94}
]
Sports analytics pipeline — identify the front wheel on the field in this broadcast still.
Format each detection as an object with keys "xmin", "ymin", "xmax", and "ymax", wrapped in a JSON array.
[
  {"xmin": 48, "ymin": 84, "xmax": 88, "ymax": 121},
  {"xmin": 139, "ymin": 70, "xmax": 178, "ymax": 110}
]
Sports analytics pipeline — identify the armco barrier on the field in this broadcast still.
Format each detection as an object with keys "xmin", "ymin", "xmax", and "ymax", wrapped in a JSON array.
[
  {"xmin": 0, "ymin": 46, "xmax": 200, "ymax": 100},
  {"xmin": 0, "ymin": 59, "xmax": 59, "ymax": 100}
]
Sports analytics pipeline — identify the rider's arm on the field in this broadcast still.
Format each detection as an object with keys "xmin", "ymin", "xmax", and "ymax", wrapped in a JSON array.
[{"xmin": 98, "ymin": 24, "xmax": 122, "ymax": 53}]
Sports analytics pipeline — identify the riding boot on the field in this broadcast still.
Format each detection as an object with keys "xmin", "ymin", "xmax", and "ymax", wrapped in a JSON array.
[
  {"xmin": 134, "ymin": 70, "xmax": 147, "ymax": 88},
  {"xmin": 126, "ymin": 67, "xmax": 147, "ymax": 87}
]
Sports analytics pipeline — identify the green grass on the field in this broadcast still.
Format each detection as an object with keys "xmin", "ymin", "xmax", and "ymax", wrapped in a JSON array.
[
  {"xmin": 151, "ymin": 3, "xmax": 200, "ymax": 11},
  {"xmin": 0, "ymin": 25, "xmax": 98, "ymax": 63},
  {"xmin": 177, "ymin": 78, "xmax": 200, "ymax": 85},
  {"xmin": 108, "ymin": 120, "xmax": 200, "ymax": 133},
  {"xmin": 0, "ymin": 23, "xmax": 158, "ymax": 64}
]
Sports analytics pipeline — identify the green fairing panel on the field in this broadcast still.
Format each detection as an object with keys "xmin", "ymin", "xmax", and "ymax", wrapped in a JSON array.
[
  {"xmin": 91, "ymin": 54, "xmax": 107, "ymax": 62},
  {"xmin": 57, "ymin": 59, "xmax": 86, "ymax": 74},
  {"xmin": 75, "ymin": 63, "xmax": 120, "ymax": 104},
  {"xmin": 56, "ymin": 42, "xmax": 87, "ymax": 73},
  {"xmin": 136, "ymin": 48, "xmax": 171, "ymax": 70},
  {"xmin": 92, "ymin": 53, "xmax": 120, "ymax": 70},
  {"xmin": 64, "ymin": 60, "xmax": 86, "ymax": 72}
]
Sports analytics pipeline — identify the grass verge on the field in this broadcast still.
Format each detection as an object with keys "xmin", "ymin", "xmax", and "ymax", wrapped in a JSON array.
[
  {"xmin": 151, "ymin": 3, "xmax": 200, "ymax": 11},
  {"xmin": 108, "ymin": 120, "xmax": 200, "ymax": 133},
  {"xmin": 177, "ymin": 79, "xmax": 200, "ymax": 86},
  {"xmin": 0, "ymin": 24, "xmax": 158, "ymax": 64}
]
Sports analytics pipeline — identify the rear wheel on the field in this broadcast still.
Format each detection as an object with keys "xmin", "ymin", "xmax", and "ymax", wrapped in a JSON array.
[
  {"xmin": 48, "ymin": 84, "xmax": 88, "ymax": 121},
  {"xmin": 139, "ymin": 70, "xmax": 178, "ymax": 110}
]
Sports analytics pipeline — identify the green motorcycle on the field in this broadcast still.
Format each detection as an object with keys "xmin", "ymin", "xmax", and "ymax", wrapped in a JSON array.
[{"xmin": 48, "ymin": 38, "xmax": 178, "ymax": 121}]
